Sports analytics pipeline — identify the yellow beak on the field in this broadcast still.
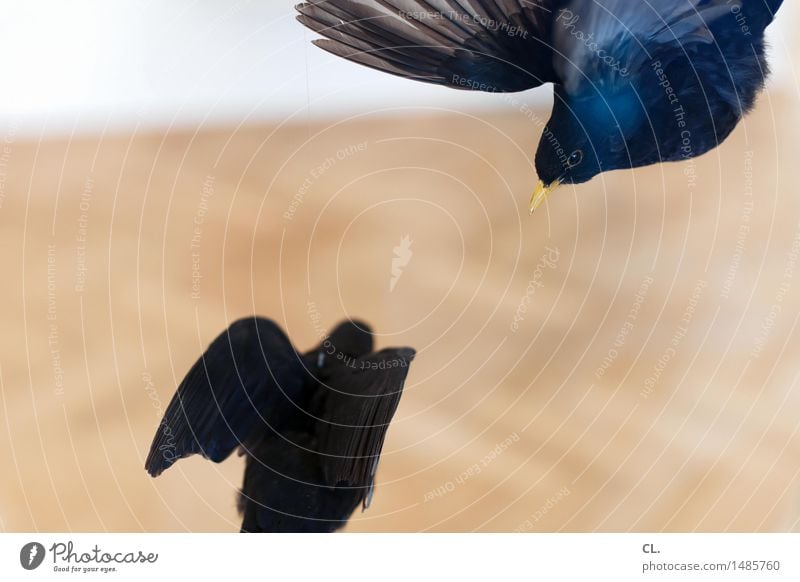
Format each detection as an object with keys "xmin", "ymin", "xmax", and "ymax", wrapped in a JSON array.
[{"xmin": 530, "ymin": 180, "xmax": 561, "ymax": 214}]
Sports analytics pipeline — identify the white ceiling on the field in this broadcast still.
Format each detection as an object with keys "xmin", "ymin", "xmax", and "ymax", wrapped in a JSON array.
[{"xmin": 0, "ymin": 0, "xmax": 795, "ymax": 137}]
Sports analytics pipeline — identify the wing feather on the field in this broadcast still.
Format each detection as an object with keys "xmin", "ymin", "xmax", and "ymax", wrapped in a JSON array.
[
  {"xmin": 145, "ymin": 317, "xmax": 304, "ymax": 477},
  {"xmin": 297, "ymin": 0, "xmax": 558, "ymax": 92},
  {"xmin": 315, "ymin": 347, "xmax": 415, "ymax": 508}
]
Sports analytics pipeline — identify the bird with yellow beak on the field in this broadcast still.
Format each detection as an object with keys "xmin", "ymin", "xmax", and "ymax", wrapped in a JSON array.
[{"xmin": 297, "ymin": 0, "xmax": 784, "ymax": 215}]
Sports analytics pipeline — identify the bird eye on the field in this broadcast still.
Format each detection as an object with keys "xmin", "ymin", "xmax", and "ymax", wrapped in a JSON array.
[{"xmin": 567, "ymin": 150, "xmax": 583, "ymax": 167}]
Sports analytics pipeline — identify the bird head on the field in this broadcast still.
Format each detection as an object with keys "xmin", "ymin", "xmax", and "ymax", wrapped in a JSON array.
[
  {"xmin": 325, "ymin": 320, "xmax": 374, "ymax": 359},
  {"xmin": 532, "ymin": 84, "xmax": 644, "ymax": 212}
]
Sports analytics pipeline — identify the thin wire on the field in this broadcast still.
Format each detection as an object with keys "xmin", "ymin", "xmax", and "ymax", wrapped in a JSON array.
[{"xmin": 302, "ymin": 14, "xmax": 313, "ymax": 160}]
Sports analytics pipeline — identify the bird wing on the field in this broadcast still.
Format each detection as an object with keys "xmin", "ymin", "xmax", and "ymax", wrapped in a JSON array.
[
  {"xmin": 554, "ymin": 0, "xmax": 780, "ymax": 93},
  {"xmin": 314, "ymin": 347, "xmax": 415, "ymax": 507},
  {"xmin": 145, "ymin": 317, "xmax": 304, "ymax": 477},
  {"xmin": 296, "ymin": 0, "xmax": 559, "ymax": 92}
]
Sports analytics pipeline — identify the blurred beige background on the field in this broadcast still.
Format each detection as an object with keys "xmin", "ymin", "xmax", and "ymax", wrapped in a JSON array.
[{"xmin": 0, "ymin": 2, "xmax": 799, "ymax": 532}]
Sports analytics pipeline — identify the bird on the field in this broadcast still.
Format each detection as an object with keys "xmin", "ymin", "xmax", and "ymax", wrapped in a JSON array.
[
  {"xmin": 145, "ymin": 316, "xmax": 416, "ymax": 532},
  {"xmin": 295, "ymin": 0, "xmax": 784, "ymax": 211}
]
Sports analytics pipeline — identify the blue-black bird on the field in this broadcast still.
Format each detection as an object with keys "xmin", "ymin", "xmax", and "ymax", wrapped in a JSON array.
[
  {"xmin": 145, "ymin": 317, "xmax": 415, "ymax": 532},
  {"xmin": 296, "ymin": 0, "xmax": 784, "ymax": 211}
]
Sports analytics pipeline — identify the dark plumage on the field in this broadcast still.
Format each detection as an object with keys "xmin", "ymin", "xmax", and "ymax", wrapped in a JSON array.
[
  {"xmin": 296, "ymin": 0, "xmax": 784, "ymax": 209},
  {"xmin": 145, "ymin": 317, "xmax": 415, "ymax": 532}
]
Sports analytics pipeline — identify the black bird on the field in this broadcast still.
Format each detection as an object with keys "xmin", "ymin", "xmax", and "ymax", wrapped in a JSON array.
[
  {"xmin": 145, "ymin": 317, "xmax": 415, "ymax": 532},
  {"xmin": 296, "ymin": 0, "xmax": 784, "ymax": 211}
]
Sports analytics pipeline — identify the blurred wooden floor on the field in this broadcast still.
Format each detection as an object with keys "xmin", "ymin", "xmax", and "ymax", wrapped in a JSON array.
[{"xmin": 1, "ymin": 93, "xmax": 800, "ymax": 532}]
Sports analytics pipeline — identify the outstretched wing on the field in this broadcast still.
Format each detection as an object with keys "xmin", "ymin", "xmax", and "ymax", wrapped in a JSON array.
[
  {"xmin": 296, "ymin": 0, "xmax": 559, "ymax": 93},
  {"xmin": 145, "ymin": 317, "xmax": 305, "ymax": 477},
  {"xmin": 315, "ymin": 347, "xmax": 415, "ymax": 508}
]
